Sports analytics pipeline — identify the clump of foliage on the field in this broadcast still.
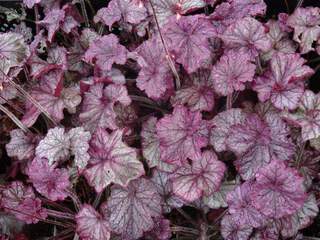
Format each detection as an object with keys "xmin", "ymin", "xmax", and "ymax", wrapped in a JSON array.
[{"xmin": 0, "ymin": 0, "xmax": 320, "ymax": 239}]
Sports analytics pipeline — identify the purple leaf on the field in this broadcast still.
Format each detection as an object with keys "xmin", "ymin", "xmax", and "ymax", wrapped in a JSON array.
[
  {"xmin": 84, "ymin": 128, "xmax": 144, "ymax": 193},
  {"xmin": 141, "ymin": 117, "xmax": 176, "ymax": 172},
  {"xmin": 151, "ymin": 169, "xmax": 185, "ymax": 213},
  {"xmin": 35, "ymin": 127, "xmax": 91, "ymax": 170},
  {"xmin": 251, "ymin": 160, "xmax": 306, "ymax": 219},
  {"xmin": 146, "ymin": 217, "xmax": 171, "ymax": 240},
  {"xmin": 170, "ymin": 150, "xmax": 226, "ymax": 202},
  {"xmin": 227, "ymin": 181, "xmax": 266, "ymax": 228},
  {"xmin": 262, "ymin": 20, "xmax": 297, "ymax": 61},
  {"xmin": 163, "ymin": 15, "xmax": 216, "ymax": 73},
  {"xmin": 26, "ymin": 157, "xmax": 70, "ymax": 201},
  {"xmin": 29, "ymin": 46, "xmax": 67, "ymax": 79},
  {"xmin": 227, "ymin": 0, "xmax": 266, "ymax": 18},
  {"xmin": 106, "ymin": 178, "xmax": 162, "ymax": 239},
  {"xmin": 287, "ymin": 7, "xmax": 320, "ymax": 54},
  {"xmin": 277, "ymin": 193, "xmax": 319, "ymax": 238},
  {"xmin": 208, "ymin": 0, "xmax": 265, "ymax": 35},
  {"xmin": 38, "ymin": 9, "xmax": 65, "ymax": 42},
  {"xmin": 84, "ymin": 34, "xmax": 128, "ymax": 72},
  {"xmin": 253, "ymin": 53, "xmax": 314, "ymax": 110},
  {"xmin": 211, "ymin": 50, "xmax": 256, "ymax": 96},
  {"xmin": 94, "ymin": 0, "xmax": 147, "ymax": 28},
  {"xmin": 171, "ymin": 69, "xmax": 215, "ymax": 111},
  {"xmin": 0, "ymin": 83, "xmax": 17, "ymax": 104},
  {"xmin": 221, "ymin": 214, "xmax": 253, "ymax": 240},
  {"xmin": 5, "ymin": 129, "xmax": 38, "ymax": 161},
  {"xmin": 284, "ymin": 90, "xmax": 320, "ymax": 141},
  {"xmin": 36, "ymin": 127, "xmax": 70, "ymax": 165},
  {"xmin": 0, "ymin": 181, "xmax": 47, "ymax": 224},
  {"xmin": 210, "ymin": 108, "xmax": 246, "ymax": 152},
  {"xmin": 156, "ymin": 105, "xmax": 209, "ymax": 166},
  {"xmin": 221, "ymin": 17, "xmax": 272, "ymax": 58},
  {"xmin": 148, "ymin": 0, "xmax": 206, "ymax": 26},
  {"xmin": 22, "ymin": 70, "xmax": 66, "ymax": 127},
  {"xmin": 135, "ymin": 37, "xmax": 174, "ymax": 100},
  {"xmin": 79, "ymin": 83, "xmax": 131, "ymax": 132},
  {"xmin": 226, "ymin": 113, "xmax": 295, "ymax": 180},
  {"xmin": 23, "ymin": 0, "xmax": 41, "ymax": 8},
  {"xmin": 0, "ymin": 33, "xmax": 29, "ymax": 82},
  {"xmin": 61, "ymin": 4, "xmax": 82, "ymax": 34},
  {"xmin": 68, "ymin": 127, "xmax": 91, "ymax": 170},
  {"xmin": 251, "ymin": 223, "xmax": 279, "ymax": 240},
  {"xmin": 75, "ymin": 204, "xmax": 111, "ymax": 240},
  {"xmin": 203, "ymin": 181, "xmax": 236, "ymax": 209}
]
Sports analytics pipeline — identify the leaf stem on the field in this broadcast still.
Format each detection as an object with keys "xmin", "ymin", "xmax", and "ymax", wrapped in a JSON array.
[
  {"xmin": 226, "ymin": 94, "xmax": 232, "ymax": 109},
  {"xmin": 0, "ymin": 104, "xmax": 29, "ymax": 133},
  {"xmin": 6, "ymin": 77, "xmax": 58, "ymax": 126},
  {"xmin": 296, "ymin": 0, "xmax": 304, "ymax": 9},
  {"xmin": 46, "ymin": 209, "xmax": 75, "ymax": 220},
  {"xmin": 2, "ymin": 206, "xmax": 73, "ymax": 228},
  {"xmin": 176, "ymin": 208, "xmax": 198, "ymax": 228},
  {"xmin": 80, "ymin": 0, "xmax": 90, "ymax": 27},
  {"xmin": 284, "ymin": 0, "xmax": 290, "ymax": 12},
  {"xmin": 67, "ymin": 189, "xmax": 82, "ymax": 211},
  {"xmin": 93, "ymin": 191, "xmax": 103, "ymax": 209},
  {"xmin": 34, "ymin": 4, "xmax": 40, "ymax": 34},
  {"xmin": 171, "ymin": 226, "xmax": 199, "ymax": 235},
  {"xmin": 148, "ymin": 0, "xmax": 181, "ymax": 89}
]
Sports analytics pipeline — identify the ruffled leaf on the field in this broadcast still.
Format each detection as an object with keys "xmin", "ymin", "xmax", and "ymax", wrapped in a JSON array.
[
  {"xmin": 284, "ymin": 90, "xmax": 320, "ymax": 141},
  {"xmin": 148, "ymin": 0, "xmax": 206, "ymax": 26},
  {"xmin": 22, "ymin": 70, "xmax": 74, "ymax": 127},
  {"xmin": 6, "ymin": 129, "xmax": 38, "ymax": 161},
  {"xmin": 210, "ymin": 108, "xmax": 246, "ymax": 152},
  {"xmin": 75, "ymin": 204, "xmax": 111, "ymax": 240},
  {"xmin": 36, "ymin": 127, "xmax": 70, "ymax": 165},
  {"xmin": 251, "ymin": 160, "xmax": 306, "ymax": 219},
  {"xmin": 146, "ymin": 217, "xmax": 171, "ymax": 240},
  {"xmin": 0, "ymin": 32, "xmax": 29, "ymax": 82},
  {"xmin": 79, "ymin": 83, "xmax": 131, "ymax": 132},
  {"xmin": 151, "ymin": 169, "xmax": 185, "ymax": 213},
  {"xmin": 35, "ymin": 127, "xmax": 91, "ymax": 170},
  {"xmin": 227, "ymin": 181, "xmax": 266, "ymax": 228},
  {"xmin": 106, "ymin": 178, "xmax": 162, "ymax": 239},
  {"xmin": 141, "ymin": 117, "xmax": 175, "ymax": 172},
  {"xmin": 203, "ymin": 181, "xmax": 236, "ymax": 209},
  {"xmin": 35, "ymin": 127, "xmax": 70, "ymax": 165},
  {"xmin": 84, "ymin": 34, "xmax": 128, "ymax": 72},
  {"xmin": 0, "ymin": 181, "xmax": 47, "ymax": 224},
  {"xmin": 156, "ymin": 105, "xmax": 209, "ymax": 166},
  {"xmin": 68, "ymin": 127, "xmax": 91, "ymax": 170},
  {"xmin": 276, "ymin": 194, "xmax": 319, "ymax": 238},
  {"xmin": 253, "ymin": 53, "xmax": 314, "ymax": 110},
  {"xmin": 38, "ymin": 9, "xmax": 65, "ymax": 42},
  {"xmin": 170, "ymin": 150, "xmax": 226, "ymax": 202},
  {"xmin": 262, "ymin": 20, "xmax": 297, "ymax": 61},
  {"xmin": 211, "ymin": 50, "xmax": 256, "ymax": 96},
  {"xmin": 221, "ymin": 214, "xmax": 253, "ymax": 240},
  {"xmin": 226, "ymin": 113, "xmax": 295, "ymax": 180},
  {"xmin": 94, "ymin": 0, "xmax": 147, "ymax": 28},
  {"xmin": 171, "ymin": 69, "xmax": 215, "ymax": 112},
  {"xmin": 26, "ymin": 157, "xmax": 70, "ymax": 201},
  {"xmin": 84, "ymin": 128, "xmax": 144, "ymax": 193},
  {"xmin": 135, "ymin": 37, "xmax": 173, "ymax": 100},
  {"xmin": 221, "ymin": 17, "xmax": 271, "ymax": 58},
  {"xmin": 163, "ymin": 15, "xmax": 215, "ymax": 73},
  {"xmin": 287, "ymin": 7, "xmax": 320, "ymax": 54}
]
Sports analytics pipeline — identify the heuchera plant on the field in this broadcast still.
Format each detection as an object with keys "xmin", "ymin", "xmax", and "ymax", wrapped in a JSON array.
[{"xmin": 0, "ymin": 0, "xmax": 319, "ymax": 239}]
